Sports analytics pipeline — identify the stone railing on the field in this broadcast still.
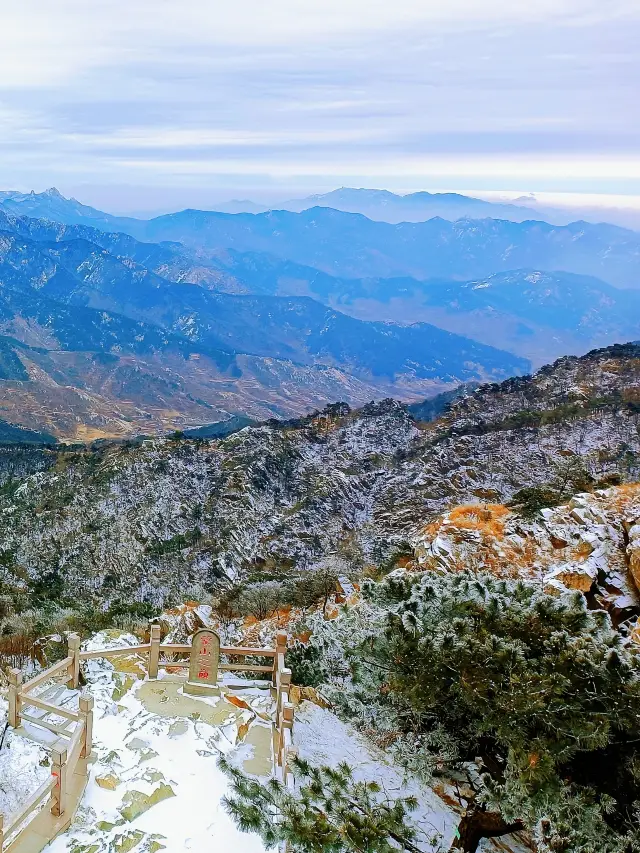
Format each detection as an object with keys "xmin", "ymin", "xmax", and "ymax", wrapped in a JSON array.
[
  {"xmin": 2, "ymin": 640, "xmax": 93, "ymax": 852},
  {"xmin": 273, "ymin": 630, "xmax": 297, "ymax": 788},
  {"xmin": 2, "ymin": 627, "xmax": 295, "ymax": 850}
]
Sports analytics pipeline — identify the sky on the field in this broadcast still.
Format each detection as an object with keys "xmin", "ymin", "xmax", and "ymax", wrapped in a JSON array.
[{"xmin": 1, "ymin": 0, "xmax": 639, "ymax": 214}]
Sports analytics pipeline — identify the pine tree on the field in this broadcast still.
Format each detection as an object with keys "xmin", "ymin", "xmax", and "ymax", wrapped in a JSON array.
[
  {"xmin": 220, "ymin": 755, "xmax": 439, "ymax": 852},
  {"xmin": 348, "ymin": 572, "xmax": 640, "ymax": 852}
]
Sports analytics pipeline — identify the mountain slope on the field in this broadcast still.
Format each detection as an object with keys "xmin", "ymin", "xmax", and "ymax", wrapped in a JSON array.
[
  {"xmin": 0, "ymin": 209, "xmax": 242, "ymax": 293},
  {"xmin": 0, "ymin": 220, "xmax": 528, "ymax": 437},
  {"xmin": 0, "ymin": 226, "xmax": 526, "ymax": 381},
  {"xmin": 167, "ymin": 251, "xmax": 640, "ymax": 365},
  {"xmin": 0, "ymin": 326, "xmax": 410, "ymax": 441},
  {"xmin": 0, "ymin": 343, "xmax": 636, "ymax": 604},
  {"xmin": 313, "ymin": 268, "xmax": 640, "ymax": 366},
  {"xmin": 4, "ymin": 211, "xmax": 638, "ymax": 367}
]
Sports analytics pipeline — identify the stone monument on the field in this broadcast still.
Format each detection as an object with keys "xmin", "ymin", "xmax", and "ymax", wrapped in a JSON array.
[{"xmin": 184, "ymin": 628, "xmax": 221, "ymax": 696}]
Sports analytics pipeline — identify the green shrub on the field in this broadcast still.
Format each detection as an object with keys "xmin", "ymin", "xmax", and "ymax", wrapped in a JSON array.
[
  {"xmin": 508, "ymin": 487, "xmax": 563, "ymax": 518},
  {"xmin": 286, "ymin": 640, "xmax": 326, "ymax": 688}
]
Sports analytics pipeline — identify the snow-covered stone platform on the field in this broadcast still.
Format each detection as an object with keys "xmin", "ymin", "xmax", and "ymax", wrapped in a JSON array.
[
  {"xmin": 44, "ymin": 639, "xmax": 274, "ymax": 853},
  {"xmin": 1, "ymin": 633, "xmax": 276, "ymax": 853},
  {"xmin": 1, "ymin": 629, "xmax": 533, "ymax": 853}
]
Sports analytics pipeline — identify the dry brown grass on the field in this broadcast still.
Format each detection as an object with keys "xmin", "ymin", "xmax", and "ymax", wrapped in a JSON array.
[
  {"xmin": 448, "ymin": 504, "xmax": 510, "ymax": 539},
  {"xmin": 0, "ymin": 633, "xmax": 35, "ymax": 670},
  {"xmin": 421, "ymin": 519, "xmax": 443, "ymax": 538},
  {"xmin": 573, "ymin": 541, "xmax": 594, "ymax": 561}
]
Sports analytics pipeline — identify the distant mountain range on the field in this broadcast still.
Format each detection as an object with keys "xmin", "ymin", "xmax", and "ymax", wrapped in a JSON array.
[
  {"xmin": 280, "ymin": 189, "xmax": 640, "ymax": 231},
  {"xmin": 287, "ymin": 188, "xmax": 546, "ymax": 222},
  {"xmin": 211, "ymin": 187, "xmax": 546, "ymax": 223},
  {"xmin": 3, "ymin": 186, "xmax": 639, "ymax": 237},
  {"xmin": 126, "ymin": 187, "xmax": 640, "ymax": 230},
  {"xmin": 3, "ymin": 190, "xmax": 639, "ymax": 289},
  {"xmin": 130, "ymin": 207, "xmax": 640, "ymax": 289},
  {"xmin": 238, "ymin": 261, "xmax": 640, "ymax": 366},
  {"xmin": 155, "ymin": 249, "xmax": 640, "ymax": 365},
  {"xmin": 0, "ymin": 210, "xmax": 527, "ymax": 439},
  {"xmin": 0, "ymin": 188, "xmax": 639, "ymax": 439},
  {"xmin": 0, "ymin": 186, "xmax": 546, "ymax": 227},
  {"xmin": 5, "ymin": 209, "xmax": 638, "ymax": 365}
]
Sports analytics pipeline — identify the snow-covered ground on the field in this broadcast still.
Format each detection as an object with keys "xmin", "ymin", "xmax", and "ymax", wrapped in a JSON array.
[
  {"xmin": 0, "ymin": 700, "xmax": 50, "ymax": 817},
  {"xmin": 0, "ymin": 630, "xmax": 532, "ymax": 853},
  {"xmin": 295, "ymin": 702, "xmax": 532, "ymax": 853},
  {"xmin": 0, "ymin": 633, "xmax": 271, "ymax": 853},
  {"xmin": 46, "ymin": 634, "xmax": 271, "ymax": 852},
  {"xmin": 294, "ymin": 701, "xmax": 454, "ymax": 850}
]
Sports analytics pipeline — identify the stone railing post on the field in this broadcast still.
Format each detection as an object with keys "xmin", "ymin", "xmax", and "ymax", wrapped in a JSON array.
[
  {"xmin": 67, "ymin": 633, "xmax": 81, "ymax": 690},
  {"xmin": 273, "ymin": 630, "xmax": 287, "ymax": 686},
  {"xmin": 149, "ymin": 624, "xmax": 161, "ymax": 679},
  {"xmin": 277, "ymin": 668, "xmax": 291, "ymax": 729},
  {"xmin": 281, "ymin": 702, "xmax": 295, "ymax": 781},
  {"xmin": 282, "ymin": 702, "xmax": 294, "ymax": 729},
  {"xmin": 8, "ymin": 668, "xmax": 22, "ymax": 728},
  {"xmin": 79, "ymin": 693, "xmax": 94, "ymax": 758},
  {"xmin": 51, "ymin": 739, "xmax": 68, "ymax": 818},
  {"xmin": 0, "ymin": 811, "xmax": 4, "ymax": 851}
]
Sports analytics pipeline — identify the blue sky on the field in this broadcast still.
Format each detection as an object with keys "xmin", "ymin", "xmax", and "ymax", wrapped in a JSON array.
[{"xmin": 1, "ymin": 0, "xmax": 638, "ymax": 213}]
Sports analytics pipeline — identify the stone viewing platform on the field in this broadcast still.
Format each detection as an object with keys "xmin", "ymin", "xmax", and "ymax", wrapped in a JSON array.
[{"xmin": 0, "ymin": 627, "xmax": 295, "ymax": 853}]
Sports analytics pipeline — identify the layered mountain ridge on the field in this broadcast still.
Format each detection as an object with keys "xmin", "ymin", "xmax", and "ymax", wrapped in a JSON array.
[
  {"xmin": 3, "ymin": 193, "xmax": 640, "ymax": 286},
  {"xmin": 6, "ymin": 185, "xmax": 638, "ymax": 230},
  {"xmin": 0, "ymin": 210, "xmax": 527, "ymax": 439},
  {"xmin": 130, "ymin": 207, "xmax": 640, "ymax": 288},
  {"xmin": 0, "ymin": 189, "xmax": 639, "ymax": 439},
  {"xmin": 206, "ymin": 253, "xmax": 640, "ymax": 366},
  {"xmin": 0, "ymin": 343, "xmax": 636, "ymax": 606}
]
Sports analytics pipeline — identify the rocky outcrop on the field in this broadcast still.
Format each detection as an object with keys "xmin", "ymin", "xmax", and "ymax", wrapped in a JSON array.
[
  {"xmin": 155, "ymin": 603, "xmax": 213, "ymax": 644},
  {"xmin": 413, "ymin": 486, "xmax": 640, "ymax": 621}
]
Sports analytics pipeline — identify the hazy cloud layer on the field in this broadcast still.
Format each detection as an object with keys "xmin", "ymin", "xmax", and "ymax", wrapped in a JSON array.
[{"xmin": 1, "ymin": 0, "xmax": 638, "ymax": 210}]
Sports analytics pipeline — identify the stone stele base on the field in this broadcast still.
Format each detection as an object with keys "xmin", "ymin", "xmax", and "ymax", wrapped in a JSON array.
[{"xmin": 183, "ymin": 680, "xmax": 221, "ymax": 697}]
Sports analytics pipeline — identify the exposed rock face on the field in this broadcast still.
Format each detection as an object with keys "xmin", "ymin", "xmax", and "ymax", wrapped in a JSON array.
[
  {"xmin": 0, "ymin": 346, "xmax": 637, "ymax": 606},
  {"xmin": 413, "ymin": 486, "xmax": 640, "ymax": 619},
  {"xmin": 156, "ymin": 603, "xmax": 213, "ymax": 644}
]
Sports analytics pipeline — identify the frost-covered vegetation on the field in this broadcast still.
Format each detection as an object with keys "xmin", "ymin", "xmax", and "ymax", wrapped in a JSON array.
[
  {"xmin": 269, "ymin": 573, "xmax": 640, "ymax": 852},
  {"xmin": 0, "ymin": 345, "xmax": 636, "ymax": 631}
]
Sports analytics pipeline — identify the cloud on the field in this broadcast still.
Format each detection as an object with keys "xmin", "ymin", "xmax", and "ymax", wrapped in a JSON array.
[
  {"xmin": 0, "ymin": 0, "xmax": 638, "ymax": 205},
  {"xmin": 61, "ymin": 127, "xmax": 390, "ymax": 149},
  {"xmin": 106, "ymin": 154, "xmax": 640, "ymax": 181}
]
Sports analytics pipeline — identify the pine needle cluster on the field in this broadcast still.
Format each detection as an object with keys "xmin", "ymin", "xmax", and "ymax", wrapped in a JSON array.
[{"xmin": 220, "ymin": 755, "xmax": 436, "ymax": 852}]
